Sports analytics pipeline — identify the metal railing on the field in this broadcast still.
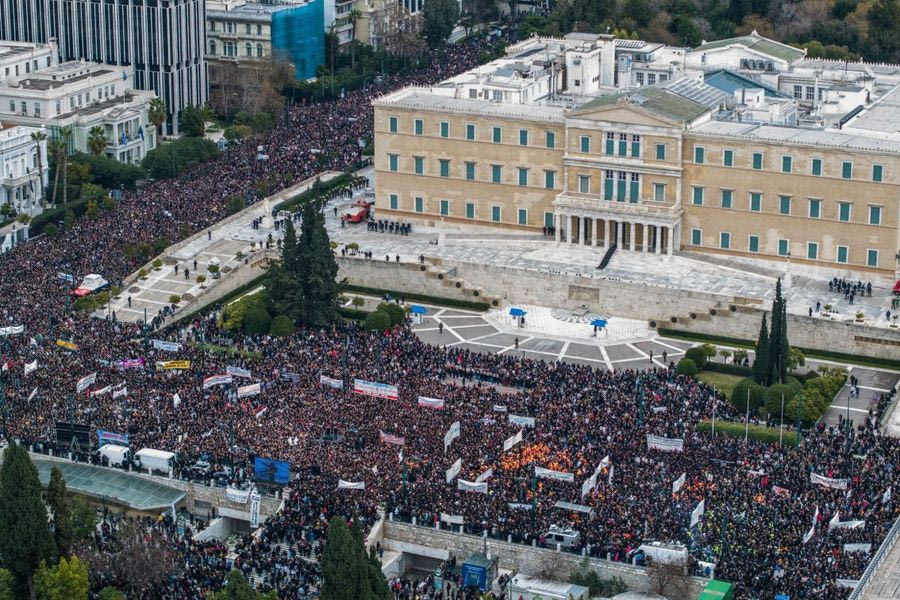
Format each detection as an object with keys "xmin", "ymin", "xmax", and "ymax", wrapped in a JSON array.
[{"xmin": 847, "ymin": 516, "xmax": 900, "ymax": 600}]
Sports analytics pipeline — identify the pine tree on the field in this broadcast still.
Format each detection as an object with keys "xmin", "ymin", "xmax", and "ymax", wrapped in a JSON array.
[
  {"xmin": 47, "ymin": 467, "xmax": 74, "ymax": 558},
  {"xmin": 321, "ymin": 517, "xmax": 362, "ymax": 600},
  {"xmin": 0, "ymin": 443, "xmax": 56, "ymax": 599},
  {"xmin": 752, "ymin": 313, "xmax": 769, "ymax": 385},
  {"xmin": 298, "ymin": 199, "xmax": 341, "ymax": 327},
  {"xmin": 366, "ymin": 548, "xmax": 391, "ymax": 600}
]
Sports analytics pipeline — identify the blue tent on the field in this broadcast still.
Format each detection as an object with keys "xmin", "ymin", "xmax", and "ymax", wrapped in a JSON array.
[
  {"xmin": 410, "ymin": 305, "xmax": 427, "ymax": 315},
  {"xmin": 591, "ymin": 318, "xmax": 608, "ymax": 328},
  {"xmin": 509, "ymin": 308, "xmax": 527, "ymax": 317}
]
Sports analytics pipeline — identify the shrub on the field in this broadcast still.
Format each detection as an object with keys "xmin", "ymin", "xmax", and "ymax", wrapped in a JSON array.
[
  {"xmin": 138, "ymin": 268, "xmax": 147, "ymax": 279},
  {"xmin": 731, "ymin": 378, "xmax": 765, "ymax": 413},
  {"xmin": 196, "ymin": 275, "xmax": 206, "ymax": 286},
  {"xmin": 153, "ymin": 258, "xmax": 163, "ymax": 269},
  {"xmin": 220, "ymin": 291, "xmax": 269, "ymax": 330},
  {"xmin": 351, "ymin": 296, "xmax": 365, "ymax": 308},
  {"xmin": 783, "ymin": 375, "xmax": 803, "ymax": 393},
  {"xmin": 696, "ymin": 420, "xmax": 799, "ymax": 446},
  {"xmin": 244, "ymin": 306, "xmax": 272, "ymax": 335},
  {"xmin": 704, "ymin": 361, "xmax": 753, "ymax": 377},
  {"xmin": 168, "ymin": 294, "xmax": 181, "ymax": 305},
  {"xmin": 44, "ymin": 223, "xmax": 58, "ymax": 237},
  {"xmin": 363, "ymin": 310, "xmax": 391, "ymax": 332},
  {"xmin": 684, "ymin": 346, "xmax": 708, "ymax": 369},
  {"xmin": 269, "ymin": 314, "xmax": 294, "ymax": 336},
  {"xmin": 804, "ymin": 371, "xmax": 820, "ymax": 383},
  {"xmin": 377, "ymin": 302, "xmax": 406, "ymax": 327},
  {"xmin": 764, "ymin": 383, "xmax": 797, "ymax": 420},
  {"xmin": 226, "ymin": 196, "xmax": 244, "ymax": 215},
  {"xmin": 676, "ymin": 358, "xmax": 698, "ymax": 377}
]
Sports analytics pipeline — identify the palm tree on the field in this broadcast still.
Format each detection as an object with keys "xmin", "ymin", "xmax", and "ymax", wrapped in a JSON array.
[
  {"xmin": 48, "ymin": 138, "xmax": 66, "ymax": 207},
  {"xmin": 149, "ymin": 97, "xmax": 167, "ymax": 137},
  {"xmin": 179, "ymin": 104, "xmax": 214, "ymax": 137},
  {"xmin": 87, "ymin": 126, "xmax": 107, "ymax": 155},
  {"xmin": 58, "ymin": 127, "xmax": 72, "ymax": 206},
  {"xmin": 30, "ymin": 129, "xmax": 47, "ymax": 209},
  {"xmin": 348, "ymin": 8, "xmax": 362, "ymax": 70}
]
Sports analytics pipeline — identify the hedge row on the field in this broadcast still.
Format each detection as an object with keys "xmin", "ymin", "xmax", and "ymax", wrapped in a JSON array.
[
  {"xmin": 343, "ymin": 285, "xmax": 491, "ymax": 312},
  {"xmin": 274, "ymin": 173, "xmax": 352, "ymax": 213},
  {"xmin": 29, "ymin": 197, "xmax": 92, "ymax": 236},
  {"xmin": 658, "ymin": 328, "xmax": 900, "ymax": 371},
  {"xmin": 338, "ymin": 307, "xmax": 368, "ymax": 321},
  {"xmin": 696, "ymin": 419, "xmax": 799, "ymax": 447},
  {"xmin": 704, "ymin": 361, "xmax": 753, "ymax": 377}
]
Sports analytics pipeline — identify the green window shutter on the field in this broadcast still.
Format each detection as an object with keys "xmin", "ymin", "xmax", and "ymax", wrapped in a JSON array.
[
  {"xmin": 440, "ymin": 199, "xmax": 449, "ymax": 216},
  {"xmin": 812, "ymin": 158, "xmax": 822, "ymax": 176},
  {"xmin": 518, "ymin": 168, "xmax": 528, "ymax": 186},
  {"xmin": 466, "ymin": 203, "xmax": 475, "ymax": 219},
  {"xmin": 631, "ymin": 140, "xmax": 640, "ymax": 157},
  {"xmin": 842, "ymin": 161, "xmax": 852, "ymax": 179},
  {"xmin": 439, "ymin": 159, "xmax": 449, "ymax": 177},
  {"xmin": 414, "ymin": 197, "xmax": 423, "ymax": 212},
  {"xmin": 694, "ymin": 147, "xmax": 704, "ymax": 163},
  {"xmin": 721, "ymin": 189, "xmax": 732, "ymax": 209},
  {"xmin": 837, "ymin": 246, "xmax": 848, "ymax": 263},
  {"xmin": 414, "ymin": 119, "xmax": 423, "ymax": 135},
  {"xmin": 466, "ymin": 124, "xmax": 475, "ymax": 140},
  {"xmin": 545, "ymin": 170, "xmax": 555, "ymax": 189},
  {"xmin": 618, "ymin": 139, "xmax": 627, "ymax": 156},
  {"xmin": 604, "ymin": 178, "xmax": 613, "ymax": 200},
  {"xmin": 544, "ymin": 212, "xmax": 553, "ymax": 227},
  {"xmin": 723, "ymin": 149, "xmax": 733, "ymax": 167},
  {"xmin": 809, "ymin": 199, "xmax": 820, "ymax": 219},
  {"xmin": 629, "ymin": 180, "xmax": 639, "ymax": 202},
  {"xmin": 465, "ymin": 162, "xmax": 475, "ymax": 180},
  {"xmin": 389, "ymin": 194, "xmax": 397, "ymax": 210},
  {"xmin": 492, "ymin": 127, "xmax": 501, "ymax": 143},
  {"xmin": 691, "ymin": 229, "xmax": 701, "ymax": 245},
  {"xmin": 870, "ymin": 206, "xmax": 882, "ymax": 225},
  {"xmin": 867, "ymin": 249, "xmax": 878, "ymax": 267},
  {"xmin": 519, "ymin": 130, "xmax": 528, "ymax": 146},
  {"xmin": 491, "ymin": 206, "xmax": 500, "ymax": 222},
  {"xmin": 720, "ymin": 232, "xmax": 730, "ymax": 249},
  {"xmin": 440, "ymin": 122, "xmax": 449, "ymax": 138},
  {"xmin": 807, "ymin": 243, "xmax": 818, "ymax": 260},
  {"xmin": 839, "ymin": 203, "xmax": 851, "ymax": 222},
  {"xmin": 388, "ymin": 154, "xmax": 398, "ymax": 172},
  {"xmin": 414, "ymin": 157, "xmax": 423, "ymax": 175},
  {"xmin": 605, "ymin": 138, "xmax": 614, "ymax": 155},
  {"xmin": 655, "ymin": 144, "xmax": 666, "ymax": 160},
  {"xmin": 750, "ymin": 193, "xmax": 761, "ymax": 212},
  {"xmin": 778, "ymin": 239, "xmax": 788, "ymax": 256},
  {"xmin": 517, "ymin": 209, "xmax": 527, "ymax": 225},
  {"xmin": 388, "ymin": 116, "xmax": 397, "ymax": 133},
  {"xmin": 546, "ymin": 131, "xmax": 555, "ymax": 148},
  {"xmin": 616, "ymin": 179, "xmax": 626, "ymax": 201},
  {"xmin": 873, "ymin": 164, "xmax": 883, "ymax": 182},
  {"xmin": 748, "ymin": 236, "xmax": 759, "ymax": 253},
  {"xmin": 782, "ymin": 156, "xmax": 792, "ymax": 173},
  {"xmin": 580, "ymin": 136, "xmax": 590, "ymax": 153},
  {"xmin": 752, "ymin": 153, "xmax": 762, "ymax": 170},
  {"xmin": 779, "ymin": 196, "xmax": 791, "ymax": 215},
  {"xmin": 492, "ymin": 165, "xmax": 501, "ymax": 183},
  {"xmin": 692, "ymin": 187, "xmax": 703, "ymax": 205}
]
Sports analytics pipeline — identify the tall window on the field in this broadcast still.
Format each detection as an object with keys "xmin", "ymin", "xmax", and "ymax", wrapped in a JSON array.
[
  {"xmin": 388, "ymin": 154, "xmax": 398, "ymax": 172},
  {"xmin": 519, "ymin": 129, "xmax": 528, "ymax": 146},
  {"xmin": 748, "ymin": 235, "xmax": 759, "ymax": 253},
  {"xmin": 811, "ymin": 158, "xmax": 822, "ymax": 176},
  {"xmin": 778, "ymin": 239, "xmax": 789, "ymax": 256},
  {"xmin": 465, "ymin": 162, "xmax": 476, "ymax": 181},
  {"xmin": 517, "ymin": 209, "xmax": 527, "ymax": 225},
  {"xmin": 439, "ymin": 159, "xmax": 450, "ymax": 177},
  {"xmin": 721, "ymin": 189, "xmax": 732, "ymax": 209},
  {"xmin": 388, "ymin": 116, "xmax": 397, "ymax": 133},
  {"xmin": 491, "ymin": 165, "xmax": 502, "ymax": 183},
  {"xmin": 605, "ymin": 132, "xmax": 615, "ymax": 155},
  {"xmin": 838, "ymin": 202, "xmax": 851, "ymax": 222},
  {"xmin": 544, "ymin": 170, "xmax": 556, "ymax": 189},
  {"xmin": 752, "ymin": 152, "xmax": 763, "ymax": 170},
  {"xmin": 869, "ymin": 205, "xmax": 882, "ymax": 225},
  {"xmin": 492, "ymin": 127, "xmax": 502, "ymax": 143},
  {"xmin": 842, "ymin": 161, "xmax": 852, "ymax": 179},
  {"xmin": 655, "ymin": 143, "xmax": 666, "ymax": 160},
  {"xmin": 439, "ymin": 122, "xmax": 449, "ymax": 138},
  {"xmin": 440, "ymin": 199, "xmax": 449, "ymax": 216},
  {"xmin": 694, "ymin": 146, "xmax": 705, "ymax": 164},
  {"xmin": 808, "ymin": 199, "xmax": 821, "ymax": 219},
  {"xmin": 491, "ymin": 206, "xmax": 501, "ymax": 222},
  {"xmin": 631, "ymin": 134, "xmax": 640, "ymax": 157},
  {"xmin": 413, "ymin": 156, "xmax": 424, "ymax": 175},
  {"xmin": 691, "ymin": 229, "xmax": 702, "ymax": 245},
  {"xmin": 517, "ymin": 168, "xmax": 529, "ymax": 186},
  {"xmin": 750, "ymin": 193, "xmax": 761, "ymax": 212},
  {"xmin": 466, "ymin": 124, "xmax": 475, "ymax": 140},
  {"xmin": 578, "ymin": 174, "xmax": 590, "ymax": 194},
  {"xmin": 723, "ymin": 149, "xmax": 733, "ymax": 167},
  {"xmin": 720, "ymin": 232, "xmax": 731, "ymax": 249},
  {"xmin": 779, "ymin": 196, "xmax": 791, "ymax": 215},
  {"xmin": 546, "ymin": 131, "xmax": 555, "ymax": 148},
  {"xmin": 692, "ymin": 186, "xmax": 704, "ymax": 206},
  {"xmin": 580, "ymin": 136, "xmax": 590, "ymax": 153},
  {"xmin": 873, "ymin": 164, "xmax": 883, "ymax": 182},
  {"xmin": 781, "ymin": 155, "xmax": 792, "ymax": 173},
  {"xmin": 414, "ymin": 119, "xmax": 423, "ymax": 135}
]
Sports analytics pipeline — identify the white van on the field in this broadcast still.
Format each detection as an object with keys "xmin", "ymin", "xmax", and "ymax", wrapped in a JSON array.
[
  {"xmin": 543, "ymin": 525, "xmax": 580, "ymax": 549},
  {"xmin": 98, "ymin": 444, "xmax": 132, "ymax": 468},
  {"xmin": 135, "ymin": 448, "xmax": 177, "ymax": 475}
]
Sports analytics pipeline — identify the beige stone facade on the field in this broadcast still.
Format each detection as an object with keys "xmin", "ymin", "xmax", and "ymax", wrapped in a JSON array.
[{"xmin": 374, "ymin": 94, "xmax": 900, "ymax": 275}]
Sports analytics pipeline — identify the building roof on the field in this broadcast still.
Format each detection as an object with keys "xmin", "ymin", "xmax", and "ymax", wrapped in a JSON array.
[
  {"xmin": 690, "ymin": 120, "xmax": 900, "ymax": 153},
  {"xmin": 16, "ymin": 69, "xmax": 113, "ymax": 91},
  {"xmin": 704, "ymin": 69, "xmax": 788, "ymax": 98},
  {"xmin": 575, "ymin": 78, "xmax": 727, "ymax": 122},
  {"xmin": 33, "ymin": 459, "xmax": 185, "ymax": 511},
  {"xmin": 843, "ymin": 83, "xmax": 900, "ymax": 136},
  {"xmin": 695, "ymin": 31, "xmax": 806, "ymax": 64},
  {"xmin": 509, "ymin": 574, "xmax": 589, "ymax": 596},
  {"xmin": 375, "ymin": 89, "xmax": 566, "ymax": 123}
]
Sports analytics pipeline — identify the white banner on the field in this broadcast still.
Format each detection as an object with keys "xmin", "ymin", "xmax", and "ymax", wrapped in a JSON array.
[
  {"xmin": 151, "ymin": 339, "xmax": 182, "ymax": 352},
  {"xmin": 535, "ymin": 466, "xmax": 575, "ymax": 483},
  {"xmin": 651, "ymin": 406, "xmax": 668, "ymax": 413},
  {"xmin": 446, "ymin": 458, "xmax": 462, "ymax": 483},
  {"xmin": 440, "ymin": 513, "xmax": 464, "ymax": 525},
  {"xmin": 173, "ymin": 393, "xmax": 181, "ymax": 408},
  {"xmin": 493, "ymin": 405, "xmax": 507, "ymax": 413},
  {"xmin": 337, "ymin": 479, "xmax": 365, "ymax": 490},
  {"xmin": 203, "ymin": 374, "xmax": 233, "ymax": 389},
  {"xmin": 249, "ymin": 492, "xmax": 261, "ymax": 528},
  {"xmin": 237, "ymin": 383, "xmax": 261, "ymax": 398},
  {"xmin": 509, "ymin": 414, "xmax": 535, "ymax": 427},
  {"xmin": 508, "ymin": 503, "xmax": 532, "ymax": 511},
  {"xmin": 24, "ymin": 360, "xmax": 37, "ymax": 376},
  {"xmin": 844, "ymin": 543, "xmax": 872, "ymax": 553},
  {"xmin": 596, "ymin": 455, "xmax": 611, "ymax": 475},
  {"xmin": 226, "ymin": 365, "xmax": 252, "ymax": 378},
  {"xmin": 581, "ymin": 472, "xmax": 598, "ymax": 499},
  {"xmin": 457, "ymin": 479, "xmax": 488, "ymax": 494},
  {"xmin": 76, "ymin": 372, "xmax": 97, "ymax": 394},
  {"xmin": 353, "ymin": 379, "xmax": 399, "ymax": 400},
  {"xmin": 225, "ymin": 487, "xmax": 251, "ymax": 504},
  {"xmin": 884, "ymin": 486, "xmax": 892, "ymax": 504},
  {"xmin": 690, "ymin": 499, "xmax": 705, "ymax": 528},
  {"xmin": 112, "ymin": 386, "xmax": 128, "ymax": 399},
  {"xmin": 417, "ymin": 396, "xmax": 445, "ymax": 409},
  {"xmin": 810, "ymin": 473, "xmax": 849, "ymax": 490},
  {"xmin": 320, "ymin": 375, "xmax": 344, "ymax": 389},
  {"xmin": 27, "ymin": 387, "xmax": 37, "ymax": 402},
  {"xmin": 444, "ymin": 421, "xmax": 460, "ymax": 452},
  {"xmin": 831, "ymin": 518, "xmax": 865, "ymax": 530},
  {"xmin": 90, "ymin": 385, "xmax": 112, "ymax": 397},
  {"xmin": 837, "ymin": 579, "xmax": 860, "ymax": 589},
  {"xmin": 0, "ymin": 325, "xmax": 24, "ymax": 336},
  {"xmin": 647, "ymin": 434, "xmax": 684, "ymax": 452},
  {"xmin": 673, "ymin": 472, "xmax": 686, "ymax": 494},
  {"xmin": 475, "ymin": 467, "xmax": 493, "ymax": 483},
  {"xmin": 379, "ymin": 431, "xmax": 405, "ymax": 446},
  {"xmin": 503, "ymin": 430, "xmax": 523, "ymax": 452}
]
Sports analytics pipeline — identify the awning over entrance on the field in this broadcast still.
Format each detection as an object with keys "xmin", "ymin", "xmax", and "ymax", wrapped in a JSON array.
[{"xmin": 33, "ymin": 459, "xmax": 185, "ymax": 511}]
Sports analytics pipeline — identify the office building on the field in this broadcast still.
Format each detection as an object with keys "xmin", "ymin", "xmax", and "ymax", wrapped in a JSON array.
[{"xmin": 0, "ymin": 0, "xmax": 207, "ymax": 135}]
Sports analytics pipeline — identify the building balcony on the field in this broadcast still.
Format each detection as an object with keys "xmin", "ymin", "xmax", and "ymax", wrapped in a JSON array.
[{"xmin": 554, "ymin": 192, "xmax": 682, "ymax": 226}]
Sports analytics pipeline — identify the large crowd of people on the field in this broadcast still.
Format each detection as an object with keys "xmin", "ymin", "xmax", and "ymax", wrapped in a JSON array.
[{"xmin": 0, "ymin": 34, "xmax": 897, "ymax": 600}]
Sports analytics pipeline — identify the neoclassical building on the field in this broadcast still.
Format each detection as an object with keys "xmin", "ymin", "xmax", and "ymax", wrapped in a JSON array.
[{"xmin": 373, "ymin": 33, "xmax": 900, "ymax": 275}]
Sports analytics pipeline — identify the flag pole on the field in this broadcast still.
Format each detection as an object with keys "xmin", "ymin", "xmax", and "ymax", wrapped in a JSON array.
[
  {"xmin": 711, "ymin": 385, "xmax": 717, "ymax": 438},
  {"xmin": 744, "ymin": 388, "xmax": 750, "ymax": 442},
  {"xmin": 779, "ymin": 394, "xmax": 785, "ymax": 446}
]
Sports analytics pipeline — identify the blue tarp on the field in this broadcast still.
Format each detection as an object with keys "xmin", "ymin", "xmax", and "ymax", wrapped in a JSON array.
[
  {"xmin": 410, "ymin": 305, "xmax": 427, "ymax": 314},
  {"xmin": 591, "ymin": 319, "xmax": 608, "ymax": 328},
  {"xmin": 509, "ymin": 308, "xmax": 527, "ymax": 317}
]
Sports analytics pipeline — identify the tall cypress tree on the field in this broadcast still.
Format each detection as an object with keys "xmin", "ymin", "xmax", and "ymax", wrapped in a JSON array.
[
  {"xmin": 321, "ymin": 517, "xmax": 365, "ymax": 600},
  {"xmin": 777, "ymin": 294, "xmax": 790, "ymax": 383},
  {"xmin": 46, "ymin": 467, "xmax": 73, "ymax": 558},
  {"xmin": 0, "ymin": 443, "xmax": 56, "ymax": 599},
  {"xmin": 266, "ymin": 219, "xmax": 304, "ymax": 323},
  {"xmin": 767, "ymin": 278, "xmax": 789, "ymax": 386},
  {"xmin": 298, "ymin": 199, "xmax": 341, "ymax": 327},
  {"xmin": 752, "ymin": 313, "xmax": 769, "ymax": 385}
]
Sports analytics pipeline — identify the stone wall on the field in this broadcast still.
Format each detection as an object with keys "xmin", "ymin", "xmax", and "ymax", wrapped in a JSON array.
[
  {"xmin": 382, "ymin": 520, "xmax": 707, "ymax": 600},
  {"xmin": 335, "ymin": 256, "xmax": 900, "ymax": 359}
]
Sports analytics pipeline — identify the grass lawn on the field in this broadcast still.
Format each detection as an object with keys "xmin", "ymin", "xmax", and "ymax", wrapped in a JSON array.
[{"xmin": 697, "ymin": 370, "xmax": 744, "ymax": 397}]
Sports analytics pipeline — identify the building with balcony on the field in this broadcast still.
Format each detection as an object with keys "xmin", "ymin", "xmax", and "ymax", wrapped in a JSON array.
[
  {"xmin": 373, "ymin": 32, "xmax": 900, "ymax": 275},
  {"xmin": 0, "ymin": 61, "xmax": 157, "ymax": 165},
  {"xmin": 0, "ymin": 121, "xmax": 48, "ymax": 218},
  {"xmin": 206, "ymin": 0, "xmax": 324, "ymax": 79},
  {"xmin": 0, "ymin": 0, "xmax": 207, "ymax": 135}
]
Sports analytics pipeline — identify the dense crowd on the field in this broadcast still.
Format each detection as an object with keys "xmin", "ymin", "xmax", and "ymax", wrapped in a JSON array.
[{"xmin": 0, "ymin": 34, "xmax": 897, "ymax": 600}]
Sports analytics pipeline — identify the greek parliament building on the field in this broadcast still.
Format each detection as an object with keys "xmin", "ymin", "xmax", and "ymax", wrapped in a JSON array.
[
  {"xmin": 373, "ymin": 32, "xmax": 900, "ymax": 276},
  {"xmin": 0, "ymin": 0, "xmax": 207, "ymax": 134}
]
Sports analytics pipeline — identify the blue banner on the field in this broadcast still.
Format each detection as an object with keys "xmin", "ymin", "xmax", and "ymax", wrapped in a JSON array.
[{"xmin": 97, "ymin": 429, "xmax": 129, "ymax": 446}]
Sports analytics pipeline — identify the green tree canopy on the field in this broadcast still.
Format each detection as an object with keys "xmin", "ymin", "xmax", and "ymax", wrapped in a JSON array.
[
  {"xmin": 179, "ymin": 105, "xmax": 215, "ymax": 137},
  {"xmin": 34, "ymin": 556, "xmax": 89, "ymax": 600},
  {"xmin": 422, "ymin": 0, "xmax": 460, "ymax": 47},
  {"xmin": 46, "ymin": 467, "xmax": 73, "ymax": 558},
  {"xmin": 142, "ymin": 138, "xmax": 220, "ymax": 180},
  {"xmin": 0, "ymin": 443, "xmax": 56, "ymax": 598}
]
